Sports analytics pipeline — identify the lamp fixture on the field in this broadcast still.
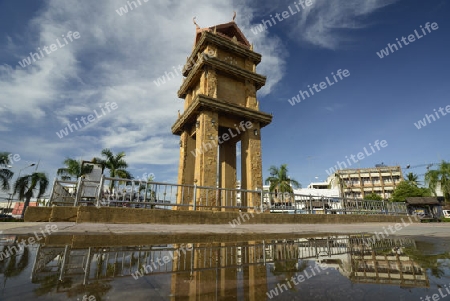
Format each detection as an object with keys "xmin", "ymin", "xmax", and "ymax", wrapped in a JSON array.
[
  {"xmin": 195, "ymin": 121, "xmax": 200, "ymax": 128},
  {"xmin": 211, "ymin": 119, "xmax": 216, "ymax": 125},
  {"xmin": 254, "ymin": 129, "xmax": 258, "ymax": 136}
]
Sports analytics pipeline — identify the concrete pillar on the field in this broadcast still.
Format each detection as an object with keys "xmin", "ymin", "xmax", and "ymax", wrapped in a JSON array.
[
  {"xmin": 192, "ymin": 243, "xmax": 218, "ymax": 299},
  {"xmin": 194, "ymin": 111, "xmax": 219, "ymax": 210},
  {"xmin": 240, "ymin": 122, "xmax": 262, "ymax": 211},
  {"xmin": 176, "ymin": 131, "xmax": 196, "ymax": 210},
  {"xmin": 220, "ymin": 243, "xmax": 238, "ymax": 299},
  {"xmin": 243, "ymin": 241, "xmax": 267, "ymax": 301},
  {"xmin": 219, "ymin": 140, "xmax": 237, "ymax": 211},
  {"xmin": 170, "ymin": 244, "xmax": 194, "ymax": 300}
]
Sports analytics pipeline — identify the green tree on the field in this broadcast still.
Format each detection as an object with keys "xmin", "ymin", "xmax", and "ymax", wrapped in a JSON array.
[
  {"xmin": 1, "ymin": 243, "xmax": 29, "ymax": 282},
  {"xmin": 425, "ymin": 160, "xmax": 450, "ymax": 203},
  {"xmin": 364, "ymin": 193, "xmax": 383, "ymax": 201},
  {"xmin": 56, "ymin": 158, "xmax": 94, "ymax": 180},
  {"xmin": 329, "ymin": 173, "xmax": 347, "ymax": 198},
  {"xmin": 13, "ymin": 172, "xmax": 49, "ymax": 218},
  {"xmin": 94, "ymin": 149, "xmax": 131, "ymax": 189},
  {"xmin": 405, "ymin": 172, "xmax": 420, "ymax": 186},
  {"xmin": 265, "ymin": 164, "xmax": 300, "ymax": 203},
  {"xmin": 265, "ymin": 164, "xmax": 300, "ymax": 192},
  {"xmin": 390, "ymin": 181, "xmax": 431, "ymax": 202},
  {"xmin": 0, "ymin": 152, "xmax": 14, "ymax": 190}
]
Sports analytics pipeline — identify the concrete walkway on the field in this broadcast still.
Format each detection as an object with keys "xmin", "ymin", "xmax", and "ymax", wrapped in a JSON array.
[{"xmin": 1, "ymin": 222, "xmax": 450, "ymax": 238}]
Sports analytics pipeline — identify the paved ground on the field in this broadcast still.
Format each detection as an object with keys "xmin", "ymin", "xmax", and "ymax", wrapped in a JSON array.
[{"xmin": 1, "ymin": 222, "xmax": 450, "ymax": 238}]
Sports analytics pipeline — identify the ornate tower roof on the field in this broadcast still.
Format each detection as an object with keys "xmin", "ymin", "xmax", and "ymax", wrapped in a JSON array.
[{"xmin": 194, "ymin": 21, "xmax": 251, "ymax": 48}]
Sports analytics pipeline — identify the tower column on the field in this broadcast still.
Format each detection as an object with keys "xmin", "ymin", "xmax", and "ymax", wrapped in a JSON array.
[
  {"xmin": 176, "ymin": 131, "xmax": 196, "ymax": 210},
  {"xmin": 241, "ymin": 123, "xmax": 262, "ymax": 211},
  {"xmin": 219, "ymin": 140, "xmax": 237, "ymax": 211},
  {"xmin": 194, "ymin": 111, "xmax": 219, "ymax": 210}
]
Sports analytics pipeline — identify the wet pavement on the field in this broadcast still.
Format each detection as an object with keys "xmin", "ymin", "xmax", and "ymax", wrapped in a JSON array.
[
  {"xmin": 1, "ymin": 229, "xmax": 450, "ymax": 300},
  {"xmin": 1, "ymin": 222, "xmax": 450, "ymax": 238},
  {"xmin": 2, "ymin": 222, "xmax": 450, "ymax": 300}
]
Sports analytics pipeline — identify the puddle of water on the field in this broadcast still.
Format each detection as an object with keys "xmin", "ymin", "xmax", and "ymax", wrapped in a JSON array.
[{"xmin": 1, "ymin": 234, "xmax": 450, "ymax": 300}]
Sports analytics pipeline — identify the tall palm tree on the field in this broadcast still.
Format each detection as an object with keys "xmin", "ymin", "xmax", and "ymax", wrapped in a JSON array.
[
  {"xmin": 1, "ymin": 242, "xmax": 30, "ymax": 293},
  {"xmin": 265, "ymin": 164, "xmax": 300, "ymax": 204},
  {"xmin": 329, "ymin": 173, "xmax": 347, "ymax": 199},
  {"xmin": 0, "ymin": 152, "xmax": 14, "ymax": 191},
  {"xmin": 425, "ymin": 160, "xmax": 450, "ymax": 203},
  {"xmin": 94, "ymin": 149, "xmax": 131, "ymax": 189},
  {"xmin": 405, "ymin": 172, "xmax": 420, "ymax": 186},
  {"xmin": 56, "ymin": 158, "xmax": 94, "ymax": 180},
  {"xmin": 13, "ymin": 172, "xmax": 49, "ymax": 218}
]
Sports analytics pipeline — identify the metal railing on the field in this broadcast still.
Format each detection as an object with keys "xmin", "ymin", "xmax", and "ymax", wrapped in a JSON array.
[{"xmin": 48, "ymin": 176, "xmax": 408, "ymax": 215}]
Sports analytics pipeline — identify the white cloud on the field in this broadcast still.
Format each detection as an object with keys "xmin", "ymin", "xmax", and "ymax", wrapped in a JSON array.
[
  {"xmin": 290, "ymin": 0, "xmax": 399, "ymax": 49},
  {"xmin": 324, "ymin": 103, "xmax": 346, "ymax": 112},
  {"xmin": 0, "ymin": 0, "xmax": 288, "ymax": 184}
]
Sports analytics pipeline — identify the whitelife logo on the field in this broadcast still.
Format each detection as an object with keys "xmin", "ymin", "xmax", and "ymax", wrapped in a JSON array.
[
  {"xmin": 131, "ymin": 243, "xmax": 193, "ymax": 279},
  {"xmin": 414, "ymin": 105, "xmax": 450, "ymax": 129},
  {"xmin": 362, "ymin": 213, "xmax": 424, "ymax": 248},
  {"xmin": 115, "ymin": 0, "xmax": 150, "ymax": 16},
  {"xmin": 288, "ymin": 69, "xmax": 350, "ymax": 106},
  {"xmin": 325, "ymin": 139, "xmax": 388, "ymax": 176},
  {"xmin": 0, "ymin": 224, "xmax": 58, "ymax": 261},
  {"xmin": 251, "ymin": 0, "xmax": 314, "ymax": 35},
  {"xmin": 190, "ymin": 121, "xmax": 253, "ymax": 157},
  {"xmin": 18, "ymin": 31, "xmax": 80, "ymax": 68},
  {"xmin": 376, "ymin": 22, "xmax": 439, "ymax": 59},
  {"xmin": 56, "ymin": 102, "xmax": 118, "ymax": 139},
  {"xmin": 266, "ymin": 262, "xmax": 328, "ymax": 299}
]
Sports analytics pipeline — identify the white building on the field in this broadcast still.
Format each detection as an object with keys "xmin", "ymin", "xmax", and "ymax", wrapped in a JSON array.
[{"xmin": 293, "ymin": 182, "xmax": 340, "ymax": 198}]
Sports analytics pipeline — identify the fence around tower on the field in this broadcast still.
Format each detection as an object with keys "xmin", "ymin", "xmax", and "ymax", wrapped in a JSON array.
[{"xmin": 47, "ymin": 175, "xmax": 408, "ymax": 215}]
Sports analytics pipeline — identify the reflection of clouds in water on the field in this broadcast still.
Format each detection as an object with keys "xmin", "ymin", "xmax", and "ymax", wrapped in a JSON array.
[{"xmin": 324, "ymin": 286, "xmax": 365, "ymax": 300}]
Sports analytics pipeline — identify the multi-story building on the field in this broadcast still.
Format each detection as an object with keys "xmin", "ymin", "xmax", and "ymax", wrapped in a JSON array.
[{"xmin": 327, "ymin": 165, "xmax": 403, "ymax": 200}]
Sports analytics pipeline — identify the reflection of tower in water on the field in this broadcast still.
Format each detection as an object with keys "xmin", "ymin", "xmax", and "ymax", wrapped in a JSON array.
[{"xmin": 170, "ymin": 241, "xmax": 267, "ymax": 300}]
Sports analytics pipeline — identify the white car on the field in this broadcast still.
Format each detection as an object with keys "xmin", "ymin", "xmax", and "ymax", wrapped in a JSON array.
[{"xmin": 443, "ymin": 210, "xmax": 450, "ymax": 219}]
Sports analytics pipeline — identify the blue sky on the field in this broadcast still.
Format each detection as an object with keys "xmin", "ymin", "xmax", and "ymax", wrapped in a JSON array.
[{"xmin": 0, "ymin": 0, "xmax": 448, "ymax": 197}]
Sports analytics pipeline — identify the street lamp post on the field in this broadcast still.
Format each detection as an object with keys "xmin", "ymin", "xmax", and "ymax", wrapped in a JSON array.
[
  {"xmin": 17, "ymin": 163, "xmax": 36, "ymax": 180},
  {"xmin": 4, "ymin": 193, "xmax": 13, "ymax": 215}
]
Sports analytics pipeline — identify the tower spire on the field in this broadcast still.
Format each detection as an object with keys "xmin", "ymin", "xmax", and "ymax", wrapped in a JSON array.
[{"xmin": 193, "ymin": 17, "xmax": 200, "ymax": 30}]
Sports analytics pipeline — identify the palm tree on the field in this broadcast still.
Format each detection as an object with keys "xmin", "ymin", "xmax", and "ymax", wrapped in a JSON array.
[
  {"xmin": 405, "ymin": 172, "xmax": 420, "ymax": 186},
  {"xmin": 265, "ymin": 164, "xmax": 300, "ymax": 204},
  {"xmin": 329, "ymin": 173, "xmax": 350, "ymax": 214},
  {"xmin": 1, "ymin": 242, "xmax": 30, "ymax": 292},
  {"xmin": 329, "ymin": 173, "xmax": 347, "ymax": 199},
  {"xmin": 13, "ymin": 172, "xmax": 49, "ymax": 218},
  {"xmin": 56, "ymin": 158, "xmax": 94, "ymax": 180},
  {"xmin": 0, "ymin": 152, "xmax": 14, "ymax": 191},
  {"xmin": 94, "ymin": 149, "xmax": 131, "ymax": 189},
  {"xmin": 425, "ymin": 160, "xmax": 450, "ymax": 203}
]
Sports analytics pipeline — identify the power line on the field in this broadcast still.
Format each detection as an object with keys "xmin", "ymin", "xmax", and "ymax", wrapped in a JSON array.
[{"xmin": 403, "ymin": 162, "xmax": 439, "ymax": 171}]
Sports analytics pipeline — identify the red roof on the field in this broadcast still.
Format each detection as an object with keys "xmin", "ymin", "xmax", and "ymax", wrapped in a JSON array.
[{"xmin": 12, "ymin": 202, "xmax": 38, "ymax": 215}]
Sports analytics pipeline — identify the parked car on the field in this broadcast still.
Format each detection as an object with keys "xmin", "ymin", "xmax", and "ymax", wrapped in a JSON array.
[{"xmin": 443, "ymin": 210, "xmax": 450, "ymax": 219}]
